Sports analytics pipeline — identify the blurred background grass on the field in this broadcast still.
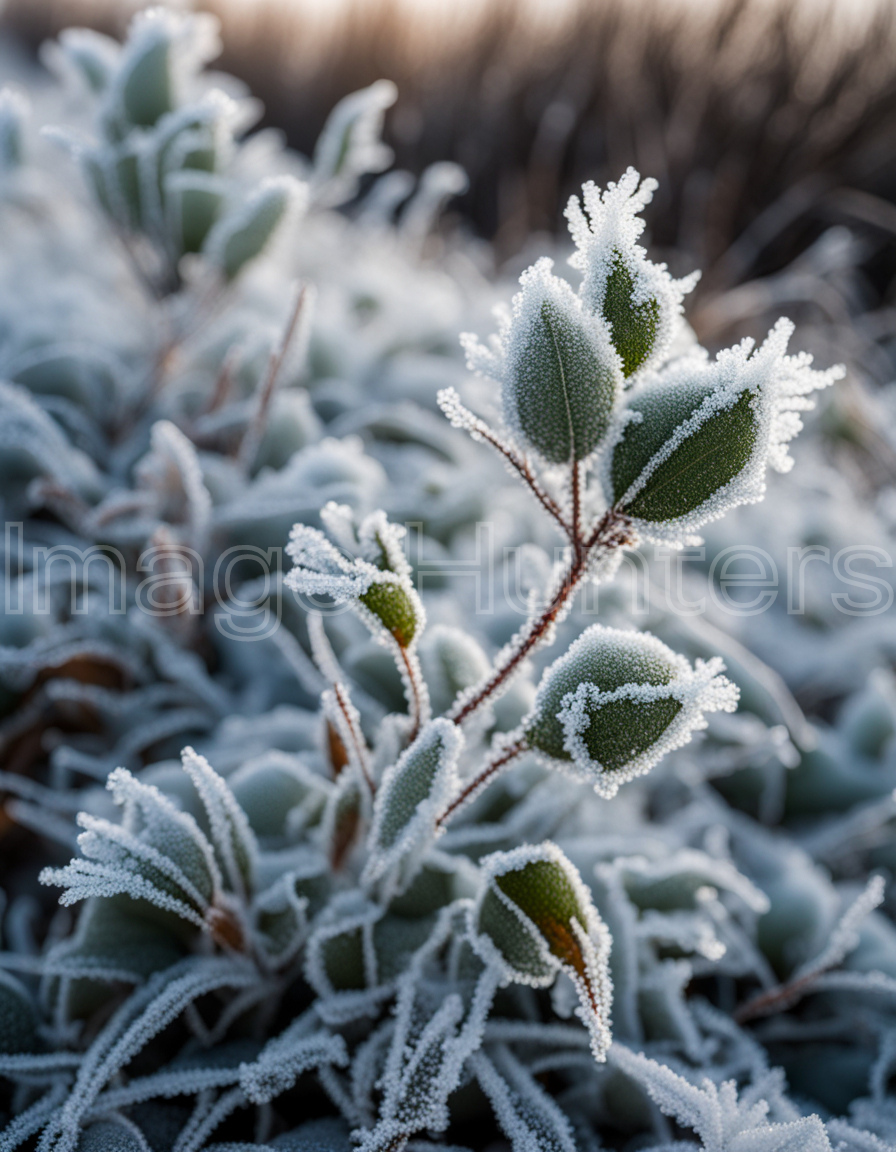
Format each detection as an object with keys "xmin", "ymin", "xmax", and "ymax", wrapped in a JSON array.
[{"xmin": 5, "ymin": 0, "xmax": 896, "ymax": 357}]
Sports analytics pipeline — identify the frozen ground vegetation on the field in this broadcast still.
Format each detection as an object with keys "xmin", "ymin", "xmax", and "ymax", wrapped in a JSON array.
[{"xmin": 1, "ymin": 9, "xmax": 896, "ymax": 1152}]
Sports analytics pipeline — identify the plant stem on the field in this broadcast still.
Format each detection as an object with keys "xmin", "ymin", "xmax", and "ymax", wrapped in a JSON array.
[
  {"xmin": 238, "ymin": 283, "xmax": 308, "ymax": 472},
  {"xmin": 436, "ymin": 738, "xmax": 529, "ymax": 826},
  {"xmin": 334, "ymin": 681, "xmax": 376, "ymax": 796},
  {"xmin": 447, "ymin": 508, "xmax": 627, "ymax": 727},
  {"xmin": 396, "ymin": 643, "xmax": 428, "ymax": 744}
]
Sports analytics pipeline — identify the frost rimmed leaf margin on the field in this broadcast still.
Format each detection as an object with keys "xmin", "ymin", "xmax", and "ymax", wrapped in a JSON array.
[
  {"xmin": 468, "ymin": 842, "xmax": 613, "ymax": 1062},
  {"xmin": 527, "ymin": 625, "xmax": 738, "ymax": 798},
  {"xmin": 606, "ymin": 319, "xmax": 844, "ymax": 545},
  {"xmin": 462, "ymin": 257, "xmax": 622, "ymax": 465},
  {"xmin": 362, "ymin": 718, "xmax": 464, "ymax": 899},
  {"xmin": 564, "ymin": 167, "xmax": 699, "ymax": 379}
]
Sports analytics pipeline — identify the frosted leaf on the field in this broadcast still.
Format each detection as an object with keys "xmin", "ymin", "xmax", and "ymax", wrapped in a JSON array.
[
  {"xmin": 38, "ymin": 958, "xmax": 257, "ymax": 1152},
  {"xmin": 526, "ymin": 625, "xmax": 738, "ymax": 798},
  {"xmin": 418, "ymin": 626, "xmax": 491, "ymax": 718},
  {"xmin": 304, "ymin": 899, "xmax": 382, "ymax": 999},
  {"xmin": 104, "ymin": 9, "xmax": 221, "ymax": 132},
  {"xmin": 0, "ymin": 1085, "xmax": 68, "ymax": 1152},
  {"xmin": 229, "ymin": 751, "xmax": 330, "ymax": 840},
  {"xmin": 286, "ymin": 513, "xmax": 425, "ymax": 649},
  {"xmin": 135, "ymin": 421, "xmax": 212, "ymax": 553},
  {"xmin": 205, "ymin": 177, "xmax": 307, "ymax": 281},
  {"xmin": 39, "ymin": 767, "xmax": 221, "ymax": 930},
  {"xmin": 43, "ymin": 28, "xmax": 120, "ymax": 94},
  {"xmin": 0, "ymin": 380, "xmax": 101, "ymax": 497},
  {"xmin": 310, "ymin": 80, "xmax": 397, "ymax": 208},
  {"xmin": 0, "ymin": 970, "xmax": 38, "ymax": 1054},
  {"xmin": 462, "ymin": 257, "xmax": 621, "ymax": 464},
  {"xmin": 793, "ymin": 875, "xmax": 885, "ymax": 983},
  {"xmin": 471, "ymin": 1046, "xmax": 578, "ymax": 1152},
  {"xmin": 399, "ymin": 161, "xmax": 469, "ymax": 246},
  {"xmin": 180, "ymin": 748, "xmax": 258, "ymax": 900},
  {"xmin": 606, "ymin": 321, "xmax": 843, "ymax": 544},
  {"xmin": 164, "ymin": 170, "xmax": 224, "ymax": 256},
  {"xmin": 252, "ymin": 871, "xmax": 310, "ymax": 962},
  {"xmin": 76, "ymin": 1117, "xmax": 151, "ymax": 1152},
  {"xmin": 468, "ymin": 841, "xmax": 613, "ymax": 1061},
  {"xmin": 355, "ymin": 996, "xmax": 465, "ymax": 1151},
  {"xmin": 239, "ymin": 1019, "xmax": 348, "ymax": 1104},
  {"xmin": 286, "ymin": 525, "xmax": 374, "ymax": 602},
  {"xmin": 610, "ymin": 1046, "xmax": 833, "ymax": 1152},
  {"xmin": 565, "ymin": 168, "xmax": 698, "ymax": 378},
  {"xmin": 361, "ymin": 719, "xmax": 463, "ymax": 899}
]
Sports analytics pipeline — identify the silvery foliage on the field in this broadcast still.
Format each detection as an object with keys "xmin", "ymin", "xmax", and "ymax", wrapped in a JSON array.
[{"xmin": 0, "ymin": 8, "xmax": 894, "ymax": 1152}]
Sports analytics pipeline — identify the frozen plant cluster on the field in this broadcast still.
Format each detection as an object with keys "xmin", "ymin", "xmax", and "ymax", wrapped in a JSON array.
[{"xmin": 0, "ymin": 9, "xmax": 895, "ymax": 1152}]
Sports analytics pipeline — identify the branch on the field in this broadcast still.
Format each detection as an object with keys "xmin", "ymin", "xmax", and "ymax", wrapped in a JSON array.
[
  {"xmin": 395, "ymin": 642, "xmax": 429, "ymax": 744},
  {"xmin": 435, "ymin": 738, "xmax": 529, "ymax": 827},
  {"xmin": 437, "ymin": 389, "xmax": 571, "ymax": 538},
  {"xmin": 238, "ymin": 283, "xmax": 309, "ymax": 472},
  {"xmin": 447, "ymin": 509, "xmax": 627, "ymax": 727}
]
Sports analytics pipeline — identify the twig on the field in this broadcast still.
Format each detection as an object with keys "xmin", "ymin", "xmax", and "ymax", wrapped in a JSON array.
[
  {"xmin": 307, "ymin": 612, "xmax": 376, "ymax": 794},
  {"xmin": 436, "ymin": 738, "xmax": 529, "ymax": 826},
  {"xmin": 396, "ymin": 643, "xmax": 427, "ymax": 744},
  {"xmin": 334, "ymin": 682, "xmax": 376, "ymax": 796},
  {"xmin": 447, "ymin": 509, "xmax": 626, "ymax": 727},
  {"xmin": 438, "ymin": 390, "xmax": 570, "ymax": 537},
  {"xmin": 238, "ymin": 283, "xmax": 308, "ymax": 472}
]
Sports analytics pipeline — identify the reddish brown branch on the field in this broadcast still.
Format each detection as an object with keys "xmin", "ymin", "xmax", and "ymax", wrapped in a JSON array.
[
  {"xmin": 238, "ymin": 283, "xmax": 308, "ymax": 471},
  {"xmin": 396, "ymin": 642, "xmax": 426, "ymax": 744},
  {"xmin": 733, "ymin": 973, "xmax": 818, "ymax": 1024},
  {"xmin": 449, "ymin": 400, "xmax": 571, "ymax": 538},
  {"xmin": 436, "ymin": 739, "xmax": 529, "ymax": 826},
  {"xmin": 447, "ymin": 509, "xmax": 625, "ymax": 727},
  {"xmin": 334, "ymin": 681, "xmax": 376, "ymax": 796}
]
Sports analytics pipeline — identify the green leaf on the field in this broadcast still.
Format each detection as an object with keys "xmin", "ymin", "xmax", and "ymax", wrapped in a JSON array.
[
  {"xmin": 613, "ymin": 386, "xmax": 758, "ymax": 523},
  {"xmin": 359, "ymin": 580, "xmax": 420, "ymax": 648},
  {"xmin": 527, "ymin": 628, "xmax": 677, "ymax": 762},
  {"xmin": 573, "ymin": 695, "xmax": 683, "ymax": 772},
  {"xmin": 166, "ymin": 172, "xmax": 223, "ymax": 255},
  {"xmin": 508, "ymin": 289, "xmax": 618, "ymax": 463},
  {"xmin": 122, "ymin": 36, "xmax": 174, "ymax": 127},
  {"xmin": 211, "ymin": 180, "xmax": 295, "ymax": 280},
  {"xmin": 602, "ymin": 251, "xmax": 661, "ymax": 377}
]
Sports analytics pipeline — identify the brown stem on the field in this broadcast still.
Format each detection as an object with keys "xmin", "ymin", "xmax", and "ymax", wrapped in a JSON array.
[
  {"xmin": 436, "ymin": 739, "xmax": 529, "ymax": 826},
  {"xmin": 733, "ymin": 973, "xmax": 818, "ymax": 1024},
  {"xmin": 334, "ymin": 681, "xmax": 376, "ymax": 796},
  {"xmin": 446, "ymin": 397, "xmax": 571, "ymax": 538},
  {"xmin": 396, "ymin": 643, "xmax": 425, "ymax": 744},
  {"xmin": 238, "ymin": 283, "xmax": 308, "ymax": 472},
  {"xmin": 446, "ymin": 512, "xmax": 628, "ymax": 727}
]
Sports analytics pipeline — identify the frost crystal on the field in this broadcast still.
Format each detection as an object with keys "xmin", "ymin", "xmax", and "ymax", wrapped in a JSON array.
[
  {"xmin": 565, "ymin": 167, "xmax": 698, "ymax": 379},
  {"xmin": 607, "ymin": 319, "xmax": 844, "ymax": 544},
  {"xmin": 469, "ymin": 842, "xmax": 613, "ymax": 1061},
  {"xmin": 527, "ymin": 625, "xmax": 738, "ymax": 797}
]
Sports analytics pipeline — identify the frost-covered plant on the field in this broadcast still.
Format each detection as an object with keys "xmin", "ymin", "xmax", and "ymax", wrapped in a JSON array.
[{"xmin": 1, "ymin": 9, "xmax": 895, "ymax": 1152}]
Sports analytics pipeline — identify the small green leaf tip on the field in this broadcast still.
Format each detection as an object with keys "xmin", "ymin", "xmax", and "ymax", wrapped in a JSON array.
[
  {"xmin": 526, "ymin": 625, "xmax": 738, "ymax": 797},
  {"xmin": 470, "ymin": 842, "xmax": 613, "ymax": 1061},
  {"xmin": 565, "ymin": 167, "xmax": 698, "ymax": 380},
  {"xmin": 359, "ymin": 580, "xmax": 420, "ymax": 648},
  {"xmin": 606, "ymin": 318, "xmax": 843, "ymax": 543},
  {"xmin": 463, "ymin": 257, "xmax": 621, "ymax": 464}
]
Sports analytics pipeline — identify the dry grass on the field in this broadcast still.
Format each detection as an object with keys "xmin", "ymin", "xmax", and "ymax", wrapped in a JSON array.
[{"xmin": 5, "ymin": 0, "xmax": 896, "ymax": 319}]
